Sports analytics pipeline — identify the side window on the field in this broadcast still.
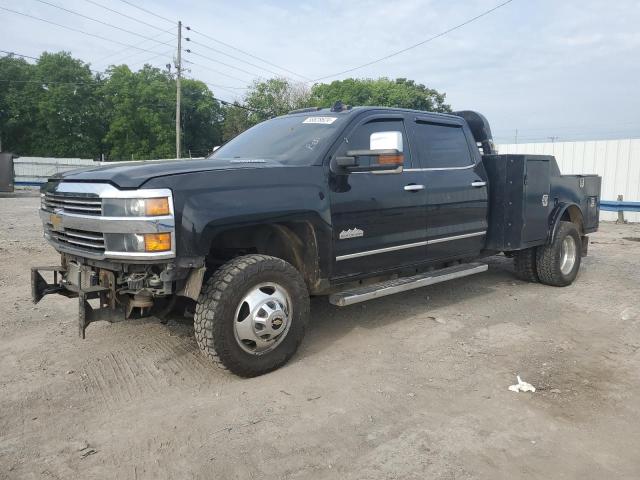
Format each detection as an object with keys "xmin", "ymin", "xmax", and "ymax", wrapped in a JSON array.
[
  {"xmin": 412, "ymin": 122, "xmax": 473, "ymax": 168},
  {"xmin": 338, "ymin": 118, "xmax": 413, "ymax": 168}
]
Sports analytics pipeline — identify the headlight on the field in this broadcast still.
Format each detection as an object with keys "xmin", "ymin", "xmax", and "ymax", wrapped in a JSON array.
[
  {"xmin": 102, "ymin": 197, "xmax": 171, "ymax": 217},
  {"xmin": 105, "ymin": 233, "xmax": 172, "ymax": 253}
]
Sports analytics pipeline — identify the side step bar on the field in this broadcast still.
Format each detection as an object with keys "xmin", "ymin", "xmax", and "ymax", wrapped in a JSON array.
[{"xmin": 329, "ymin": 262, "xmax": 488, "ymax": 307}]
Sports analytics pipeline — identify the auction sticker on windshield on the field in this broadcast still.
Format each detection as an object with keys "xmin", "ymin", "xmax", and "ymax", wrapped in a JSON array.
[{"xmin": 303, "ymin": 116, "xmax": 337, "ymax": 124}]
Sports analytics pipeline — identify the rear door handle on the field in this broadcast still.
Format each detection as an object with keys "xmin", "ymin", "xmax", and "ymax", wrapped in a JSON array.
[
  {"xmin": 404, "ymin": 184, "xmax": 425, "ymax": 191},
  {"xmin": 471, "ymin": 181, "xmax": 487, "ymax": 187}
]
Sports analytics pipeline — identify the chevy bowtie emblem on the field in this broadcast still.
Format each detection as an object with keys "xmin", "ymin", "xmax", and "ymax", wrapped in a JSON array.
[{"xmin": 339, "ymin": 228, "xmax": 364, "ymax": 240}]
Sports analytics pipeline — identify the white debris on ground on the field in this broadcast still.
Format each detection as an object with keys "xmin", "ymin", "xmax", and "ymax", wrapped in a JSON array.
[{"xmin": 508, "ymin": 375, "xmax": 536, "ymax": 393}]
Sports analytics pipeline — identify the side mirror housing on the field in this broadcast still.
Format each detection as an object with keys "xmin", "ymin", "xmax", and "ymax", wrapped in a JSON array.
[
  {"xmin": 332, "ymin": 130, "xmax": 404, "ymax": 174},
  {"xmin": 333, "ymin": 149, "xmax": 404, "ymax": 174}
]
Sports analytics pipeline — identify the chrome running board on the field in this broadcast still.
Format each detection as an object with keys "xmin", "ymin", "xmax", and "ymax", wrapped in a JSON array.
[{"xmin": 329, "ymin": 262, "xmax": 488, "ymax": 307}]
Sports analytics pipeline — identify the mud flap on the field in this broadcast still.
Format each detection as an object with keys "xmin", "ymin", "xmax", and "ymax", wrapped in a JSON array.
[{"xmin": 581, "ymin": 235, "xmax": 589, "ymax": 257}]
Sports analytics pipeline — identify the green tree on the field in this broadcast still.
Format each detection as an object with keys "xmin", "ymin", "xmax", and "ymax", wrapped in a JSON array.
[
  {"xmin": 310, "ymin": 77, "xmax": 451, "ymax": 112},
  {"xmin": 100, "ymin": 64, "xmax": 175, "ymax": 160},
  {"xmin": 181, "ymin": 78, "xmax": 224, "ymax": 157},
  {"xmin": 244, "ymin": 77, "xmax": 311, "ymax": 122},
  {"xmin": 218, "ymin": 77, "xmax": 311, "ymax": 141},
  {"xmin": 31, "ymin": 52, "xmax": 104, "ymax": 158},
  {"xmin": 1, "ymin": 50, "xmax": 452, "ymax": 159},
  {"xmin": 0, "ymin": 52, "xmax": 104, "ymax": 157},
  {"xmin": 0, "ymin": 55, "xmax": 37, "ymax": 153},
  {"xmin": 221, "ymin": 103, "xmax": 252, "ymax": 142}
]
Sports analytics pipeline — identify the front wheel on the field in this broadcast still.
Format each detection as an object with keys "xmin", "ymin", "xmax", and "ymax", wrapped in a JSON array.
[
  {"xmin": 194, "ymin": 255, "xmax": 310, "ymax": 377},
  {"xmin": 536, "ymin": 221, "xmax": 582, "ymax": 286}
]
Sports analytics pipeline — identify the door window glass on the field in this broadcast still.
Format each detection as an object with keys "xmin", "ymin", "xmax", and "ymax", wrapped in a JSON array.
[{"xmin": 412, "ymin": 122, "xmax": 473, "ymax": 168}]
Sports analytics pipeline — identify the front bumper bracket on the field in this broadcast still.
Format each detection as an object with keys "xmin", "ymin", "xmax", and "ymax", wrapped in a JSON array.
[{"xmin": 31, "ymin": 266, "xmax": 123, "ymax": 339}]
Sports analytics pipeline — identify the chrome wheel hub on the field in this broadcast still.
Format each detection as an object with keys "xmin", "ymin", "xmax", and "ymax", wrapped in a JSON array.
[
  {"xmin": 560, "ymin": 235, "xmax": 577, "ymax": 275},
  {"xmin": 233, "ymin": 282, "xmax": 292, "ymax": 355}
]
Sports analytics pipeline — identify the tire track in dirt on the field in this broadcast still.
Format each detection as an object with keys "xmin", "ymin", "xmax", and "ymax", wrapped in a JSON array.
[
  {"xmin": 77, "ymin": 336, "xmax": 222, "ymax": 408},
  {"xmin": 79, "ymin": 350, "xmax": 160, "ymax": 408},
  {"xmin": 150, "ymin": 337, "xmax": 220, "ymax": 387}
]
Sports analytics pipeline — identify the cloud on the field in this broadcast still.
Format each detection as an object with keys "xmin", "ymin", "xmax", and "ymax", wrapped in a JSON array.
[{"xmin": 1, "ymin": 0, "xmax": 639, "ymax": 141}]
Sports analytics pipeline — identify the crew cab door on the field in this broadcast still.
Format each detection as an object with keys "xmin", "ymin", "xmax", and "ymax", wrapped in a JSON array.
[
  {"xmin": 408, "ymin": 118, "xmax": 489, "ymax": 261},
  {"xmin": 328, "ymin": 114, "xmax": 428, "ymax": 278}
]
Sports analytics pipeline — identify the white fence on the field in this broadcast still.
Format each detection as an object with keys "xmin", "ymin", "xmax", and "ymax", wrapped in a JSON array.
[
  {"xmin": 14, "ymin": 157, "xmax": 97, "ymax": 185},
  {"xmin": 14, "ymin": 156, "xmax": 203, "ymax": 187},
  {"xmin": 497, "ymin": 139, "xmax": 640, "ymax": 222}
]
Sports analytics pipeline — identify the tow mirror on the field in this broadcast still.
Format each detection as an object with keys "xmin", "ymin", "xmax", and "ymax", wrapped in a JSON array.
[
  {"xmin": 333, "ymin": 131, "xmax": 404, "ymax": 174},
  {"xmin": 335, "ymin": 149, "xmax": 404, "ymax": 174}
]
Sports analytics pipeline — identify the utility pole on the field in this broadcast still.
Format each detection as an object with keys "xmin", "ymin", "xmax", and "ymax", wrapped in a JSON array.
[
  {"xmin": 175, "ymin": 20, "xmax": 182, "ymax": 159},
  {"xmin": 547, "ymin": 136, "xmax": 559, "ymax": 143},
  {"xmin": 514, "ymin": 128, "xmax": 518, "ymax": 145}
]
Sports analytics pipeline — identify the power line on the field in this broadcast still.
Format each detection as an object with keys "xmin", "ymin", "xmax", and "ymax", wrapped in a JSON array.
[
  {"xmin": 0, "ymin": 50, "xmax": 38, "ymax": 61},
  {"xmin": 188, "ymin": 80, "xmax": 263, "ymax": 113},
  {"xmin": 312, "ymin": 0, "xmax": 516, "ymax": 82},
  {"xmin": 0, "ymin": 48, "xmax": 170, "ymax": 77},
  {"xmin": 188, "ymin": 79, "xmax": 247, "ymax": 90},
  {"xmin": 128, "ymin": 50, "xmax": 174, "ymax": 69},
  {"xmin": 1, "ymin": 53, "xmax": 262, "ymax": 114},
  {"xmin": 1, "ymin": 48, "xmax": 106, "ymax": 75},
  {"xmin": 215, "ymin": 99, "xmax": 264, "ymax": 114},
  {"xmin": 116, "ymin": 0, "xmax": 175, "ymax": 25},
  {"xmin": 185, "ymin": 77, "xmax": 244, "ymax": 101},
  {"xmin": 187, "ymin": 50, "xmax": 264, "ymax": 79},
  {"xmin": 116, "ymin": 0, "xmax": 308, "ymax": 82},
  {"xmin": 184, "ymin": 59, "xmax": 252, "ymax": 84},
  {"xmin": 81, "ymin": 0, "xmax": 173, "ymax": 34},
  {"xmin": 0, "ymin": 6, "xmax": 173, "ymax": 57},
  {"xmin": 32, "ymin": 0, "xmax": 176, "ymax": 49},
  {"xmin": 0, "ymin": 79, "xmax": 100, "ymax": 86},
  {"xmin": 1, "ymin": 54, "xmax": 245, "ymax": 95},
  {"xmin": 187, "ymin": 38, "xmax": 289, "ymax": 80},
  {"xmin": 95, "ymin": 28, "xmax": 175, "ymax": 66},
  {"xmin": 187, "ymin": 27, "xmax": 311, "ymax": 81}
]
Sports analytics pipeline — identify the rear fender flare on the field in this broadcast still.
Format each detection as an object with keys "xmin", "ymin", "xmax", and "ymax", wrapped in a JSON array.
[{"xmin": 548, "ymin": 203, "xmax": 584, "ymax": 244}]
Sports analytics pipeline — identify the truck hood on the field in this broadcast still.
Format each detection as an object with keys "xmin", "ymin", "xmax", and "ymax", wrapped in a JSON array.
[{"xmin": 52, "ymin": 158, "xmax": 276, "ymax": 189}]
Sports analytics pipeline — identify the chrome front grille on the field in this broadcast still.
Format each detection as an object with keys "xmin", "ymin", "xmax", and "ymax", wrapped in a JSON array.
[
  {"xmin": 40, "ymin": 182, "xmax": 176, "ymax": 260},
  {"xmin": 46, "ymin": 226, "xmax": 105, "ymax": 253},
  {"xmin": 43, "ymin": 192, "xmax": 102, "ymax": 215}
]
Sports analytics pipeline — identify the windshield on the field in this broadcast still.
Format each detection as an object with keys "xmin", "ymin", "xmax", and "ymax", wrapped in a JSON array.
[{"xmin": 210, "ymin": 115, "xmax": 347, "ymax": 165}]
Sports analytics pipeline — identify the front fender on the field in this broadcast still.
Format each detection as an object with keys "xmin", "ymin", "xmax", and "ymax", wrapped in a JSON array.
[{"xmin": 143, "ymin": 167, "xmax": 333, "ymax": 280}]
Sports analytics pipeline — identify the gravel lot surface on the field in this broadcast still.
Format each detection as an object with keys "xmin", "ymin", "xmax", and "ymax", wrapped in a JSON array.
[{"xmin": 1, "ymin": 193, "xmax": 639, "ymax": 479}]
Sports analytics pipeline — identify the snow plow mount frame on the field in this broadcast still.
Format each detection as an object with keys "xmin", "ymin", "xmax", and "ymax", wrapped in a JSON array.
[{"xmin": 31, "ymin": 266, "xmax": 123, "ymax": 339}]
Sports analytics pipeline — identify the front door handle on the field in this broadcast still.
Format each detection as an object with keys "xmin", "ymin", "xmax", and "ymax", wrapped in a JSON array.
[
  {"xmin": 471, "ymin": 181, "xmax": 487, "ymax": 187},
  {"xmin": 404, "ymin": 184, "xmax": 425, "ymax": 192}
]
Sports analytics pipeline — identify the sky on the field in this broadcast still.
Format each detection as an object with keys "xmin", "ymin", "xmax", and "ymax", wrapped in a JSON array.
[{"xmin": 1, "ymin": 0, "xmax": 640, "ymax": 143}]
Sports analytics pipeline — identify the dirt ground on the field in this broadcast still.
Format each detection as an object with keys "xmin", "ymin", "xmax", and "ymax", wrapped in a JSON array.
[{"xmin": 1, "ymin": 193, "xmax": 639, "ymax": 480}]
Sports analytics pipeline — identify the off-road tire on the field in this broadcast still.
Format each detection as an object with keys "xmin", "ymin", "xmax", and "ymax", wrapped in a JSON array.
[
  {"xmin": 536, "ymin": 221, "xmax": 582, "ymax": 287},
  {"xmin": 194, "ymin": 254, "xmax": 310, "ymax": 377},
  {"xmin": 513, "ymin": 248, "xmax": 539, "ymax": 282}
]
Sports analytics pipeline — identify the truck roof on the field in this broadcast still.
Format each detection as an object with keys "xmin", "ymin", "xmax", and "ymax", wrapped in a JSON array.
[{"xmin": 285, "ymin": 106, "xmax": 463, "ymax": 122}]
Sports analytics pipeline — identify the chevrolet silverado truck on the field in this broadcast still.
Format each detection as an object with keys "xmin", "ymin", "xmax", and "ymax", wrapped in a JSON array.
[{"xmin": 32, "ymin": 104, "xmax": 601, "ymax": 377}]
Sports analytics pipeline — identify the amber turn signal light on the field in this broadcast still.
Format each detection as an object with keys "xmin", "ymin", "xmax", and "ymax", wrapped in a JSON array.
[
  {"xmin": 144, "ymin": 233, "xmax": 171, "ymax": 252},
  {"xmin": 377, "ymin": 153, "xmax": 404, "ymax": 165},
  {"xmin": 145, "ymin": 197, "xmax": 170, "ymax": 216}
]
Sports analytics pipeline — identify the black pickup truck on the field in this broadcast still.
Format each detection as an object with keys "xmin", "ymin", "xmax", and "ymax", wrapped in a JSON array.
[{"xmin": 33, "ymin": 104, "xmax": 601, "ymax": 376}]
